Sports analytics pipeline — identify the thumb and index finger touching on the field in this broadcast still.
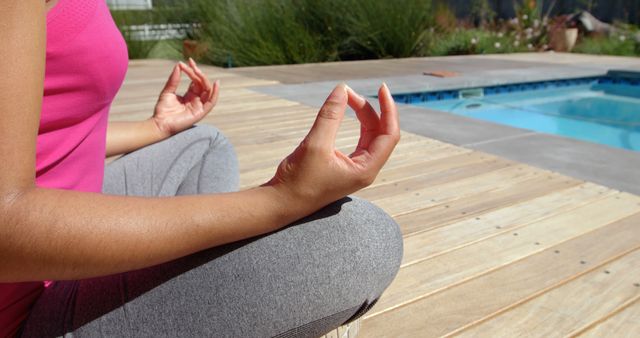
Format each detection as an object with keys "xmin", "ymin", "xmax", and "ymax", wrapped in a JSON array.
[
  {"xmin": 306, "ymin": 83, "xmax": 400, "ymax": 163},
  {"xmin": 160, "ymin": 60, "xmax": 212, "ymax": 96}
]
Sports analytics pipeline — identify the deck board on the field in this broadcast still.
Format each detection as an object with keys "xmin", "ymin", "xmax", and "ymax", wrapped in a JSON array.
[
  {"xmin": 111, "ymin": 60, "xmax": 640, "ymax": 337},
  {"xmin": 578, "ymin": 296, "xmax": 640, "ymax": 337},
  {"xmin": 457, "ymin": 245, "xmax": 640, "ymax": 338},
  {"xmin": 360, "ymin": 213, "xmax": 640, "ymax": 338},
  {"xmin": 366, "ymin": 193, "xmax": 640, "ymax": 316}
]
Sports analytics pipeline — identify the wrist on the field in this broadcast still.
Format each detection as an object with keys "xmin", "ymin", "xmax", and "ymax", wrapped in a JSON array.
[
  {"xmin": 146, "ymin": 117, "xmax": 172, "ymax": 141},
  {"xmin": 261, "ymin": 180, "xmax": 322, "ymax": 223}
]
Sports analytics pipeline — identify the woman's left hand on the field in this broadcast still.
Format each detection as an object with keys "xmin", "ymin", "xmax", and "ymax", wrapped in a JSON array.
[{"xmin": 152, "ymin": 58, "xmax": 219, "ymax": 137}]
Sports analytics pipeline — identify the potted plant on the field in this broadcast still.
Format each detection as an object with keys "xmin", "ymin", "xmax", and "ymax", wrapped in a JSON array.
[{"xmin": 549, "ymin": 15, "xmax": 579, "ymax": 52}]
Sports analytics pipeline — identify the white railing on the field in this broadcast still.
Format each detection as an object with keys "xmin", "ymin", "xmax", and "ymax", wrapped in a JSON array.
[
  {"xmin": 121, "ymin": 23, "xmax": 199, "ymax": 41},
  {"xmin": 107, "ymin": 0, "xmax": 153, "ymax": 10}
]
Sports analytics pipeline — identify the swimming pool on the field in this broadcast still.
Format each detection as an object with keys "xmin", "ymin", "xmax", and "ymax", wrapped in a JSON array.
[{"xmin": 396, "ymin": 75, "xmax": 640, "ymax": 151}]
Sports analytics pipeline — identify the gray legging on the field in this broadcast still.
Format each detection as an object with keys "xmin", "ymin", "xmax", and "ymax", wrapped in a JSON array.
[{"xmin": 20, "ymin": 125, "xmax": 403, "ymax": 337}]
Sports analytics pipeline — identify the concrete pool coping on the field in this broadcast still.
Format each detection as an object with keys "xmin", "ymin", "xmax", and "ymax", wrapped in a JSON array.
[{"xmin": 251, "ymin": 62, "xmax": 640, "ymax": 195}]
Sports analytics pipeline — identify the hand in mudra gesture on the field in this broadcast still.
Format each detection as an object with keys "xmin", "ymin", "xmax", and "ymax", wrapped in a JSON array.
[
  {"xmin": 268, "ymin": 83, "xmax": 400, "ymax": 211},
  {"xmin": 153, "ymin": 58, "xmax": 219, "ymax": 137}
]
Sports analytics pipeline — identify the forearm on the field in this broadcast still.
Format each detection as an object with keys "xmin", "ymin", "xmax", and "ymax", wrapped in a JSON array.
[
  {"xmin": 0, "ymin": 185, "xmax": 314, "ymax": 283},
  {"xmin": 106, "ymin": 119, "xmax": 169, "ymax": 157}
]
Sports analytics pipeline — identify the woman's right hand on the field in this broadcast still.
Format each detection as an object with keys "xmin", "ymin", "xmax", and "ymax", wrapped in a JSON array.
[{"xmin": 267, "ymin": 83, "xmax": 400, "ymax": 212}]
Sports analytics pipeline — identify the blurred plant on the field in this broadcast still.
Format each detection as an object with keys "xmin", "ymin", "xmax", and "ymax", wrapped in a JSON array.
[
  {"xmin": 193, "ymin": 0, "xmax": 330, "ymax": 67},
  {"xmin": 504, "ymin": 0, "xmax": 557, "ymax": 51},
  {"xmin": 574, "ymin": 35, "xmax": 640, "ymax": 56},
  {"xmin": 339, "ymin": 0, "xmax": 434, "ymax": 59},
  {"xmin": 470, "ymin": 0, "xmax": 496, "ymax": 27},
  {"xmin": 111, "ymin": 0, "xmax": 640, "ymax": 64},
  {"xmin": 189, "ymin": 0, "xmax": 434, "ymax": 66},
  {"xmin": 433, "ymin": 1, "xmax": 457, "ymax": 32},
  {"xmin": 428, "ymin": 29, "xmax": 525, "ymax": 56}
]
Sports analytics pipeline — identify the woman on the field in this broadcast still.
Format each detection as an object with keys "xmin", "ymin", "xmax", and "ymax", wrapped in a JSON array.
[{"xmin": 0, "ymin": 0, "xmax": 402, "ymax": 336}]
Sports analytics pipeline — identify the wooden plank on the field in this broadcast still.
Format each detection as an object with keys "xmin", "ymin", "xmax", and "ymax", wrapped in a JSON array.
[
  {"xmin": 401, "ymin": 183, "xmax": 611, "ymax": 267},
  {"xmin": 224, "ymin": 120, "xmax": 361, "ymax": 146},
  {"xmin": 373, "ymin": 164, "xmax": 540, "ymax": 217},
  {"xmin": 238, "ymin": 144, "xmax": 471, "ymax": 190},
  {"xmin": 236, "ymin": 134, "xmax": 360, "ymax": 163},
  {"xmin": 356, "ymin": 153, "xmax": 510, "ymax": 201},
  {"xmin": 577, "ymin": 297, "xmax": 640, "ymax": 338},
  {"xmin": 236, "ymin": 136, "xmax": 361, "ymax": 174},
  {"xmin": 360, "ymin": 212, "xmax": 640, "ymax": 338},
  {"xmin": 394, "ymin": 174, "xmax": 582, "ymax": 236},
  {"xmin": 457, "ymin": 247, "xmax": 640, "ymax": 338},
  {"xmin": 364, "ymin": 152, "xmax": 504, "ymax": 188},
  {"xmin": 373, "ymin": 145, "xmax": 466, "ymax": 171},
  {"xmin": 208, "ymin": 104, "xmax": 312, "ymax": 125},
  {"xmin": 367, "ymin": 193, "xmax": 640, "ymax": 317},
  {"xmin": 112, "ymin": 92, "xmax": 295, "ymax": 116}
]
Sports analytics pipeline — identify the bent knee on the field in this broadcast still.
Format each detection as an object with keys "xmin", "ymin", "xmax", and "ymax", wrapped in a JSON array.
[
  {"xmin": 186, "ymin": 125, "xmax": 236, "ymax": 156},
  {"xmin": 316, "ymin": 196, "xmax": 403, "ymax": 296},
  {"xmin": 188, "ymin": 124, "xmax": 231, "ymax": 145}
]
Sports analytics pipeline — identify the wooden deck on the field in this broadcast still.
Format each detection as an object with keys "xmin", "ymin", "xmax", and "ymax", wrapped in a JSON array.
[{"xmin": 112, "ymin": 59, "xmax": 640, "ymax": 337}]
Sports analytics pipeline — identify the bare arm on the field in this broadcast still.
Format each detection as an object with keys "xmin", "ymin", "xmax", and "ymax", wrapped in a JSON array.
[
  {"xmin": 3, "ymin": 185, "xmax": 308, "ymax": 282},
  {"xmin": 105, "ymin": 119, "xmax": 167, "ymax": 157},
  {"xmin": 0, "ymin": 1, "xmax": 399, "ymax": 283}
]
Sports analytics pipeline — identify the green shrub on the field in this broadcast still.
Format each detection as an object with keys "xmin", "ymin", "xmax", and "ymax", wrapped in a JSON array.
[
  {"xmin": 428, "ymin": 29, "xmax": 525, "ymax": 56},
  {"xmin": 110, "ymin": 0, "xmax": 640, "ymax": 65},
  {"xmin": 191, "ymin": 0, "xmax": 331, "ymax": 67},
  {"xmin": 338, "ymin": 0, "xmax": 434, "ymax": 60},
  {"xmin": 573, "ymin": 35, "xmax": 640, "ymax": 56},
  {"xmin": 190, "ymin": 0, "xmax": 433, "ymax": 66},
  {"xmin": 469, "ymin": 0, "xmax": 495, "ymax": 27}
]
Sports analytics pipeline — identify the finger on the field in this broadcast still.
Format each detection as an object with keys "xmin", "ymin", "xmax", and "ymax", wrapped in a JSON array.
[
  {"xmin": 350, "ymin": 83, "xmax": 400, "ymax": 169},
  {"xmin": 189, "ymin": 58, "xmax": 213, "ymax": 99},
  {"xmin": 160, "ymin": 63, "xmax": 181, "ymax": 94},
  {"xmin": 202, "ymin": 80, "xmax": 220, "ymax": 113},
  {"xmin": 179, "ymin": 62, "xmax": 204, "ymax": 92},
  {"xmin": 306, "ymin": 84, "xmax": 347, "ymax": 149},
  {"xmin": 346, "ymin": 86, "xmax": 380, "ymax": 131},
  {"xmin": 378, "ymin": 83, "xmax": 400, "ymax": 136},
  {"xmin": 346, "ymin": 85, "xmax": 380, "ymax": 151}
]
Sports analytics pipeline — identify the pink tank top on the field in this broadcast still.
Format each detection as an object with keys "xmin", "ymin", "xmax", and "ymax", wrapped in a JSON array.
[{"xmin": 0, "ymin": 0, "xmax": 128, "ymax": 335}]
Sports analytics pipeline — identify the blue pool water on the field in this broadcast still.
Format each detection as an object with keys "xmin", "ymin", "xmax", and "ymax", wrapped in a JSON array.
[{"xmin": 402, "ymin": 77, "xmax": 640, "ymax": 151}]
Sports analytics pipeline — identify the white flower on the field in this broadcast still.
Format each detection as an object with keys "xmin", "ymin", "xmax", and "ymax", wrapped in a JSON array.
[
  {"xmin": 514, "ymin": 41, "xmax": 520, "ymax": 47},
  {"xmin": 511, "ymin": 18, "xmax": 519, "ymax": 25},
  {"xmin": 471, "ymin": 38, "xmax": 478, "ymax": 45},
  {"xmin": 534, "ymin": 19, "xmax": 540, "ymax": 28},
  {"xmin": 527, "ymin": 43, "xmax": 534, "ymax": 50},
  {"xmin": 498, "ymin": 32, "xmax": 504, "ymax": 38},
  {"xmin": 523, "ymin": 14, "xmax": 529, "ymax": 20},
  {"xmin": 620, "ymin": 35, "xmax": 627, "ymax": 42},
  {"xmin": 494, "ymin": 42, "xmax": 502, "ymax": 49}
]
